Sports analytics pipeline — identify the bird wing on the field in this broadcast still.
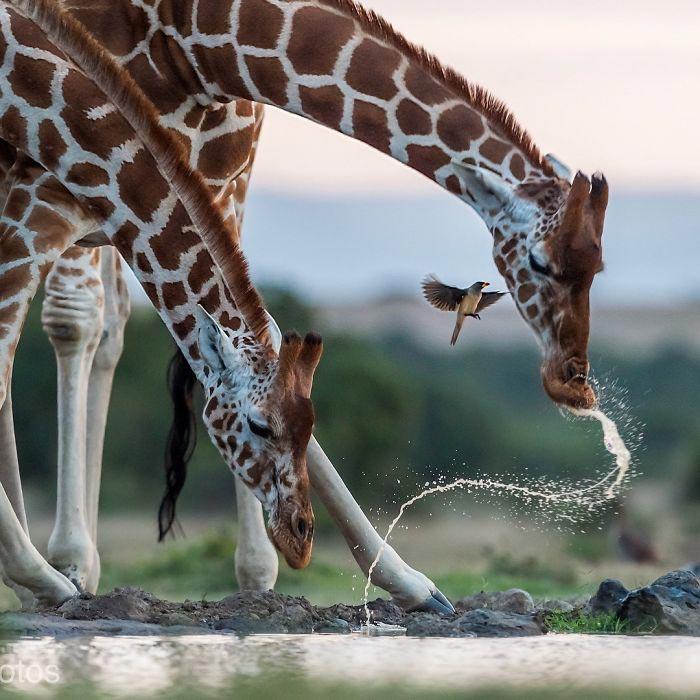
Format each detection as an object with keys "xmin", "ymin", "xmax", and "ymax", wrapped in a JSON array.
[
  {"xmin": 476, "ymin": 291, "xmax": 507, "ymax": 313},
  {"xmin": 421, "ymin": 275, "xmax": 466, "ymax": 312}
]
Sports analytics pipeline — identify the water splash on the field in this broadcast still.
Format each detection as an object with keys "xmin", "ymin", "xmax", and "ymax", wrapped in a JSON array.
[
  {"xmin": 363, "ymin": 404, "xmax": 635, "ymax": 628},
  {"xmin": 569, "ymin": 407, "xmax": 631, "ymax": 497}
]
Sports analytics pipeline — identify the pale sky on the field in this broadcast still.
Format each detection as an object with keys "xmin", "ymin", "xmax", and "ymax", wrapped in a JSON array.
[{"xmin": 251, "ymin": 0, "xmax": 700, "ymax": 195}]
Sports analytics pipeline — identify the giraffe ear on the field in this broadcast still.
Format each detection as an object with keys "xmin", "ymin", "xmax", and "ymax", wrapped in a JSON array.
[
  {"xmin": 453, "ymin": 164, "xmax": 535, "ymax": 224},
  {"xmin": 195, "ymin": 304, "xmax": 241, "ymax": 374},
  {"xmin": 545, "ymin": 153, "xmax": 573, "ymax": 183},
  {"xmin": 265, "ymin": 311, "xmax": 283, "ymax": 352}
]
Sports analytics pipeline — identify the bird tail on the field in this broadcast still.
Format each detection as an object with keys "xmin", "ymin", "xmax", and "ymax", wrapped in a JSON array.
[{"xmin": 450, "ymin": 317, "xmax": 464, "ymax": 346}]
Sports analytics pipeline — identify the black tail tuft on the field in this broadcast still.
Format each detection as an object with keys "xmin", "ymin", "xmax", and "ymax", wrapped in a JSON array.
[{"xmin": 158, "ymin": 346, "xmax": 198, "ymax": 541}]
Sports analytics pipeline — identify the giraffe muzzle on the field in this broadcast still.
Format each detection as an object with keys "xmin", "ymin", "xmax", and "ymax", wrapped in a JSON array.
[{"xmin": 541, "ymin": 357, "xmax": 596, "ymax": 409}]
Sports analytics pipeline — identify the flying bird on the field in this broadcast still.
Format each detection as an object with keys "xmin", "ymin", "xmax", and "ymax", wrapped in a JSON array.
[{"xmin": 422, "ymin": 275, "xmax": 507, "ymax": 346}]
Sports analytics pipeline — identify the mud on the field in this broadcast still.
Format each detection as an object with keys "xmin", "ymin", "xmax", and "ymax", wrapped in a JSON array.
[
  {"xmin": 0, "ymin": 587, "xmax": 543, "ymax": 638},
  {"xmin": 2, "ymin": 567, "xmax": 698, "ymax": 638}
]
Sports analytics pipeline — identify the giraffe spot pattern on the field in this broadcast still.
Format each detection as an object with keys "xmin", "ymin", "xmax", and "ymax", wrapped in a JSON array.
[
  {"xmin": 396, "ymin": 99, "xmax": 432, "ymax": 136},
  {"xmin": 406, "ymin": 144, "xmax": 450, "ymax": 177},
  {"xmin": 479, "ymin": 137, "xmax": 511, "ymax": 164},
  {"xmin": 299, "ymin": 85, "xmax": 344, "ymax": 129},
  {"xmin": 437, "ymin": 105, "xmax": 484, "ymax": 151},
  {"xmin": 346, "ymin": 39, "xmax": 401, "ymax": 101},
  {"xmin": 352, "ymin": 100, "xmax": 391, "ymax": 153},
  {"xmin": 38, "ymin": 120, "xmax": 67, "ymax": 170},
  {"xmin": 287, "ymin": 7, "xmax": 354, "ymax": 75},
  {"xmin": 245, "ymin": 56, "xmax": 288, "ymax": 106},
  {"xmin": 404, "ymin": 65, "xmax": 451, "ymax": 105},
  {"xmin": 66, "ymin": 162, "xmax": 110, "ymax": 187},
  {"xmin": 196, "ymin": 126, "xmax": 254, "ymax": 180},
  {"xmin": 237, "ymin": 0, "xmax": 283, "ymax": 49},
  {"xmin": 116, "ymin": 149, "xmax": 170, "ymax": 222}
]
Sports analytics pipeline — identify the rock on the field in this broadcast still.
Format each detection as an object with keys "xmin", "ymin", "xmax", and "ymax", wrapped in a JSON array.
[
  {"xmin": 540, "ymin": 599, "xmax": 575, "ymax": 613},
  {"xmin": 681, "ymin": 563, "xmax": 700, "ymax": 578},
  {"xmin": 587, "ymin": 579, "xmax": 630, "ymax": 616},
  {"xmin": 405, "ymin": 608, "xmax": 545, "ymax": 638},
  {"xmin": 55, "ymin": 587, "xmax": 158, "ymax": 622},
  {"xmin": 620, "ymin": 569, "xmax": 700, "ymax": 635},
  {"xmin": 455, "ymin": 589, "xmax": 535, "ymax": 615}
]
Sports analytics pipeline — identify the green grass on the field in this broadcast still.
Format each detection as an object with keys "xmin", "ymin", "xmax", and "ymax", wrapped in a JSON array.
[
  {"xmin": 545, "ymin": 610, "xmax": 629, "ymax": 634},
  {"xmin": 96, "ymin": 526, "xmax": 593, "ymax": 608}
]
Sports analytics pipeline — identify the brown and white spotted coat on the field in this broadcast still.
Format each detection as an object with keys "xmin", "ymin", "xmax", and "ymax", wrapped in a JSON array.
[
  {"xmin": 0, "ymin": 0, "xmax": 608, "ymax": 601},
  {"xmin": 60, "ymin": 0, "xmax": 607, "ymax": 407},
  {"xmin": 0, "ymin": 0, "xmax": 320, "ymax": 570}
]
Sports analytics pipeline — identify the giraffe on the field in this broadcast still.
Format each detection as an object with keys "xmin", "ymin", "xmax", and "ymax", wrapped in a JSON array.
[
  {"xmin": 0, "ymin": 0, "xmax": 328, "ymax": 607},
  {"xmin": 0, "ymin": 0, "xmax": 608, "ymax": 611},
  {"xmin": 0, "ymin": 100, "xmax": 273, "ymax": 599}
]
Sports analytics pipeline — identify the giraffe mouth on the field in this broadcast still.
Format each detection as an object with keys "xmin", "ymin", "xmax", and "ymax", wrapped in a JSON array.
[{"xmin": 542, "ymin": 357, "xmax": 597, "ymax": 409}]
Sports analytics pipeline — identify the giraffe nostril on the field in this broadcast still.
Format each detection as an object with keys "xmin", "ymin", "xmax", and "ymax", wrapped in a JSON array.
[
  {"xmin": 292, "ymin": 511, "xmax": 313, "ymax": 541},
  {"xmin": 564, "ymin": 359, "xmax": 588, "ymax": 383}
]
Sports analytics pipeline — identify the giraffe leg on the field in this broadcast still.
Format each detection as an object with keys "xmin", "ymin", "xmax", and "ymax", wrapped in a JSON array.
[
  {"xmin": 227, "ymin": 106, "xmax": 279, "ymax": 591},
  {"xmin": 234, "ymin": 475, "xmax": 278, "ymax": 591},
  {"xmin": 83, "ymin": 247, "xmax": 130, "ymax": 594},
  {"xmin": 306, "ymin": 439, "xmax": 453, "ymax": 614},
  {"xmin": 43, "ymin": 248, "xmax": 104, "ymax": 592},
  {"xmin": 0, "ymin": 386, "xmax": 37, "ymax": 608},
  {"xmin": 0, "ymin": 386, "xmax": 27, "ymax": 532},
  {"xmin": 0, "ymin": 160, "xmax": 87, "ymax": 605}
]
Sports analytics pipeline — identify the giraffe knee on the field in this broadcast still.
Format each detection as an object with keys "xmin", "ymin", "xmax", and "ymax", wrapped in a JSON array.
[{"xmin": 41, "ymin": 282, "xmax": 104, "ymax": 351}]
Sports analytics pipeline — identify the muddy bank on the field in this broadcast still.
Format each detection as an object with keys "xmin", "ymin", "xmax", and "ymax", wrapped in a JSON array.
[
  {"xmin": 0, "ymin": 587, "xmax": 545, "ymax": 638},
  {"xmin": 1, "ymin": 567, "xmax": 697, "ymax": 638}
]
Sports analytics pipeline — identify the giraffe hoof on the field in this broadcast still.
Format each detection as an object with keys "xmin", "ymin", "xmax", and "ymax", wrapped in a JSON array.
[{"xmin": 406, "ymin": 588, "xmax": 454, "ymax": 615}]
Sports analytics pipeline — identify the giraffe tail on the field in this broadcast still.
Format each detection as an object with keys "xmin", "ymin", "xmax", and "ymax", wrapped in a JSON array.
[{"xmin": 158, "ymin": 346, "xmax": 198, "ymax": 541}]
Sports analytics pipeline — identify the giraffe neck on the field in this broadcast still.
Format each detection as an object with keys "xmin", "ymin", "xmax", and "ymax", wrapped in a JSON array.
[
  {"xmin": 0, "ymin": 4, "xmax": 264, "ymax": 387},
  {"xmin": 162, "ymin": 0, "xmax": 555, "ymax": 218}
]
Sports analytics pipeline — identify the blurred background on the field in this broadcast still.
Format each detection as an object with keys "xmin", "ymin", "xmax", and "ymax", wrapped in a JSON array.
[{"xmin": 4, "ymin": 0, "xmax": 700, "ymax": 607}]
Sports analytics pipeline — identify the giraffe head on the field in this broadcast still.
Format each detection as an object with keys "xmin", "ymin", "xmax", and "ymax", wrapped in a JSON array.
[
  {"xmin": 197, "ymin": 308, "xmax": 322, "ymax": 569},
  {"xmin": 463, "ymin": 163, "xmax": 608, "ymax": 409}
]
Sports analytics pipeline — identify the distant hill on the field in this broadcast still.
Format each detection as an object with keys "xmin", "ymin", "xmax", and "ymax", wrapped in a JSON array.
[{"xmin": 318, "ymin": 296, "xmax": 700, "ymax": 354}]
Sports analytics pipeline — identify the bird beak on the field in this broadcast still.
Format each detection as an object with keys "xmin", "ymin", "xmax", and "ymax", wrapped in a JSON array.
[{"xmin": 483, "ymin": 282, "xmax": 490, "ymax": 287}]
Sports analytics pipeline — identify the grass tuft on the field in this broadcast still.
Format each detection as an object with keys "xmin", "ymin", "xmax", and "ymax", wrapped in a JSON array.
[{"xmin": 545, "ymin": 610, "xmax": 629, "ymax": 634}]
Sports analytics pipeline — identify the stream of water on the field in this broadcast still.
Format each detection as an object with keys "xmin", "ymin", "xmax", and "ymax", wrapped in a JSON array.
[{"xmin": 363, "ymin": 405, "xmax": 635, "ymax": 625}]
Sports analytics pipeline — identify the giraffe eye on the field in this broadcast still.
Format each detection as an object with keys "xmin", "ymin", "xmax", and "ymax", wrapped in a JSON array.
[
  {"xmin": 529, "ymin": 250, "xmax": 552, "ymax": 277},
  {"xmin": 247, "ymin": 416, "xmax": 273, "ymax": 440}
]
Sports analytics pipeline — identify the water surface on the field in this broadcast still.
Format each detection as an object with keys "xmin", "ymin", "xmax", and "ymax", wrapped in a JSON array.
[{"xmin": 0, "ymin": 633, "xmax": 697, "ymax": 696}]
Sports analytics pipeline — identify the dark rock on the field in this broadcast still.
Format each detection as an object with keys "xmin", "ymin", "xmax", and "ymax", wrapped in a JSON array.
[
  {"xmin": 620, "ymin": 569, "xmax": 700, "ymax": 634},
  {"xmin": 405, "ymin": 608, "xmax": 545, "ymax": 638},
  {"xmin": 587, "ymin": 579, "xmax": 630, "ymax": 615},
  {"xmin": 682, "ymin": 562, "xmax": 700, "ymax": 578},
  {"xmin": 455, "ymin": 589, "xmax": 534, "ymax": 615}
]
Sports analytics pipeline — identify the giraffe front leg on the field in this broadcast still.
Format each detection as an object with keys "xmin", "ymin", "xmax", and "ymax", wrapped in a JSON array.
[
  {"xmin": 0, "ymin": 386, "xmax": 37, "ymax": 608},
  {"xmin": 234, "ymin": 474, "xmax": 278, "ymax": 591},
  {"xmin": 83, "ymin": 247, "xmax": 130, "ymax": 594},
  {"xmin": 0, "ymin": 163, "xmax": 86, "ymax": 606},
  {"xmin": 43, "ymin": 250, "xmax": 104, "ymax": 592},
  {"xmin": 307, "ymin": 438, "xmax": 453, "ymax": 614}
]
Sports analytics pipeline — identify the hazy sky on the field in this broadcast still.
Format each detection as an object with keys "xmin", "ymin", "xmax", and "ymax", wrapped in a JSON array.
[{"xmin": 250, "ymin": 0, "xmax": 700, "ymax": 195}]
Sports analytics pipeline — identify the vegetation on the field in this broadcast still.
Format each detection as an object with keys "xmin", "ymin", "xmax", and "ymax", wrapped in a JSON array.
[
  {"xmin": 13, "ymin": 285, "xmax": 700, "ymax": 520},
  {"xmin": 545, "ymin": 610, "xmax": 629, "ymax": 635},
  {"xmin": 100, "ymin": 526, "xmax": 596, "ymax": 605}
]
